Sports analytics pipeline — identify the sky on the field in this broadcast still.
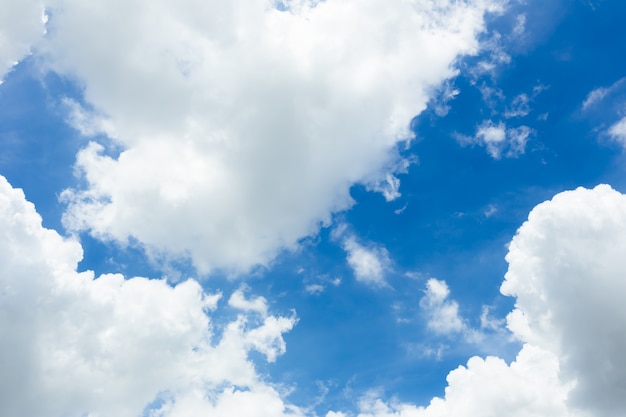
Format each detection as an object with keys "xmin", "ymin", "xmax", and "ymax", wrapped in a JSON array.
[{"xmin": 1, "ymin": 0, "xmax": 626, "ymax": 416}]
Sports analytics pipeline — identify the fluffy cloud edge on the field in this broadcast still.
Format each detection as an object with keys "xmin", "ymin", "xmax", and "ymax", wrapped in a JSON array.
[
  {"xmin": 37, "ymin": 0, "xmax": 506, "ymax": 275},
  {"xmin": 0, "ymin": 174, "xmax": 302, "ymax": 417},
  {"xmin": 327, "ymin": 184, "xmax": 626, "ymax": 417}
]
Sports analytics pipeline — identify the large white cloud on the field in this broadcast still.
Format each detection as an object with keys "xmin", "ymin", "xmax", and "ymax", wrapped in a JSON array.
[
  {"xmin": 0, "ymin": 175, "xmax": 301, "ymax": 417},
  {"xmin": 29, "ymin": 0, "xmax": 505, "ymax": 273},
  {"xmin": 0, "ymin": 0, "xmax": 45, "ymax": 81},
  {"xmin": 330, "ymin": 184, "xmax": 626, "ymax": 417},
  {"xmin": 502, "ymin": 184, "xmax": 626, "ymax": 417},
  {"xmin": 346, "ymin": 345, "xmax": 579, "ymax": 417}
]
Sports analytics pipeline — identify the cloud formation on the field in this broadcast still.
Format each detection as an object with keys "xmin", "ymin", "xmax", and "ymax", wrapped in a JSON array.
[
  {"xmin": 342, "ymin": 235, "xmax": 391, "ymax": 287},
  {"xmin": 582, "ymin": 77, "xmax": 626, "ymax": 110},
  {"xmin": 502, "ymin": 184, "xmax": 626, "ymax": 417},
  {"xmin": 608, "ymin": 116, "xmax": 626, "ymax": 145},
  {"xmin": 330, "ymin": 184, "xmax": 626, "ymax": 417},
  {"xmin": 456, "ymin": 120, "xmax": 532, "ymax": 158},
  {"xmin": 419, "ymin": 278, "xmax": 465, "ymax": 335},
  {"xmin": 0, "ymin": 0, "xmax": 44, "ymax": 81},
  {"xmin": 0, "ymin": 175, "xmax": 300, "ymax": 417},
  {"xmin": 28, "ymin": 0, "xmax": 505, "ymax": 274}
]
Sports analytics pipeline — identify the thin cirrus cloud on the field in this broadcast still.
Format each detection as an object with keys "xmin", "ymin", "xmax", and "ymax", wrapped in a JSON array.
[
  {"xmin": 4, "ymin": 1, "xmax": 626, "ymax": 417},
  {"xmin": 343, "ymin": 236, "xmax": 391, "ymax": 287},
  {"xmin": 608, "ymin": 116, "xmax": 626, "ymax": 145},
  {"xmin": 582, "ymin": 77, "xmax": 626, "ymax": 110},
  {"xmin": 23, "ymin": 0, "xmax": 504, "ymax": 274}
]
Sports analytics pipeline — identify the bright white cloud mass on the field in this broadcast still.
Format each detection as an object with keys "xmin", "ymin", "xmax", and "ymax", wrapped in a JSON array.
[
  {"xmin": 43, "ymin": 0, "xmax": 501, "ymax": 273},
  {"xmin": 358, "ymin": 184, "xmax": 626, "ymax": 417},
  {"xmin": 7, "ymin": 176, "xmax": 626, "ymax": 417},
  {"xmin": 0, "ymin": 0, "xmax": 45, "ymax": 81},
  {"xmin": 0, "ymin": 175, "xmax": 300, "ymax": 417},
  {"xmin": 2, "ymin": 0, "xmax": 626, "ymax": 416}
]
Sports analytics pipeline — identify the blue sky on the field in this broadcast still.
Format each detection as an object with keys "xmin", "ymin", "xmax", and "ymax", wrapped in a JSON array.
[{"xmin": 1, "ymin": 1, "xmax": 626, "ymax": 416}]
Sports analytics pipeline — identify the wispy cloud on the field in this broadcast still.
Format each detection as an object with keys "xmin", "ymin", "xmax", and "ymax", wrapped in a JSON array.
[
  {"xmin": 455, "ymin": 120, "xmax": 534, "ymax": 159},
  {"xmin": 608, "ymin": 116, "xmax": 626, "ymax": 145},
  {"xmin": 582, "ymin": 77, "xmax": 626, "ymax": 110},
  {"xmin": 419, "ymin": 278, "xmax": 484, "ymax": 345}
]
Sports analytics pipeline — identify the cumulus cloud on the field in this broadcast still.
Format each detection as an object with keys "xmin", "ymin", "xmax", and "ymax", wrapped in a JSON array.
[
  {"xmin": 456, "ymin": 120, "xmax": 533, "ymax": 158},
  {"xmin": 502, "ymin": 184, "xmax": 626, "ymax": 416},
  {"xmin": 419, "ymin": 279, "xmax": 465, "ymax": 335},
  {"xmin": 350, "ymin": 344, "xmax": 581, "ymax": 417},
  {"xmin": 305, "ymin": 284, "xmax": 325, "ymax": 295},
  {"xmin": 0, "ymin": 175, "xmax": 300, "ymax": 417},
  {"xmin": 504, "ymin": 93, "xmax": 531, "ymax": 118},
  {"xmin": 27, "ymin": 0, "xmax": 506, "ymax": 274},
  {"xmin": 229, "ymin": 285, "xmax": 270, "ymax": 316},
  {"xmin": 419, "ymin": 278, "xmax": 484, "ymax": 345},
  {"xmin": 0, "ymin": 0, "xmax": 45, "ymax": 82},
  {"xmin": 341, "ymin": 235, "xmax": 391, "ymax": 287},
  {"xmin": 331, "ymin": 184, "xmax": 626, "ymax": 417}
]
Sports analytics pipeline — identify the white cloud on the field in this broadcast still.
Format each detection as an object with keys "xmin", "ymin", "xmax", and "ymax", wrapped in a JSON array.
[
  {"xmin": 479, "ymin": 305, "xmax": 505, "ymax": 332},
  {"xmin": 0, "ymin": 0, "xmax": 45, "ymax": 82},
  {"xmin": 27, "ymin": 0, "xmax": 506, "ymax": 274},
  {"xmin": 608, "ymin": 116, "xmax": 626, "ymax": 145},
  {"xmin": 430, "ymin": 81, "xmax": 461, "ymax": 117},
  {"xmin": 419, "ymin": 279, "xmax": 465, "ymax": 335},
  {"xmin": 335, "ymin": 184, "xmax": 626, "ymax": 417},
  {"xmin": 228, "ymin": 285, "xmax": 270, "ymax": 316},
  {"xmin": 512, "ymin": 13, "xmax": 526, "ymax": 37},
  {"xmin": 582, "ymin": 77, "xmax": 626, "ymax": 110},
  {"xmin": 502, "ymin": 184, "xmax": 626, "ymax": 416},
  {"xmin": 366, "ymin": 174, "xmax": 403, "ymax": 202},
  {"xmin": 504, "ymin": 93, "xmax": 531, "ymax": 118},
  {"xmin": 456, "ymin": 120, "xmax": 533, "ymax": 158},
  {"xmin": 0, "ymin": 175, "xmax": 301, "ymax": 417},
  {"xmin": 582, "ymin": 87, "xmax": 610, "ymax": 110},
  {"xmin": 418, "ymin": 278, "xmax": 484, "ymax": 345},
  {"xmin": 305, "ymin": 284, "xmax": 325, "ymax": 295},
  {"xmin": 506, "ymin": 125, "xmax": 533, "ymax": 157},
  {"xmin": 468, "ymin": 30, "xmax": 512, "ymax": 78},
  {"xmin": 483, "ymin": 204, "xmax": 498, "ymax": 218},
  {"xmin": 342, "ymin": 235, "xmax": 391, "ymax": 287},
  {"xmin": 475, "ymin": 120, "xmax": 507, "ymax": 157},
  {"xmin": 352, "ymin": 344, "xmax": 582, "ymax": 417}
]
